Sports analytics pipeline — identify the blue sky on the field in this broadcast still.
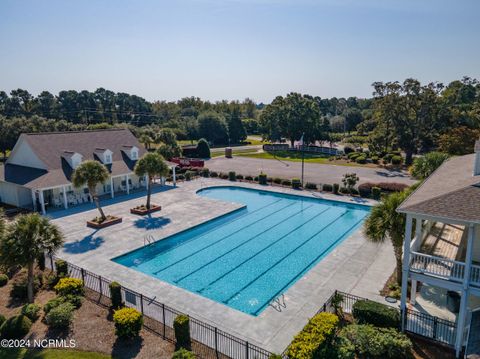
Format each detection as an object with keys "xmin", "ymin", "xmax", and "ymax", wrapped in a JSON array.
[{"xmin": 1, "ymin": 0, "xmax": 479, "ymax": 103}]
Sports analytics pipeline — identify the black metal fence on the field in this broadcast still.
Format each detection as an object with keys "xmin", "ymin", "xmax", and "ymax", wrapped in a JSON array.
[
  {"xmin": 47, "ymin": 255, "xmax": 273, "ymax": 359},
  {"xmin": 317, "ymin": 290, "xmax": 457, "ymax": 347}
]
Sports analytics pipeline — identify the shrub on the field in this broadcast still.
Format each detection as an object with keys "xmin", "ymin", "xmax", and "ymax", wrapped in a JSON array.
[
  {"xmin": 185, "ymin": 171, "xmax": 195, "ymax": 181},
  {"xmin": 55, "ymin": 259, "xmax": 68, "ymax": 278},
  {"xmin": 228, "ymin": 171, "xmax": 236, "ymax": 181},
  {"xmin": 348, "ymin": 152, "xmax": 360, "ymax": 160},
  {"xmin": 0, "ymin": 315, "xmax": 32, "ymax": 339},
  {"xmin": 281, "ymin": 179, "xmax": 292, "ymax": 186},
  {"xmin": 46, "ymin": 302, "xmax": 75, "ymax": 329},
  {"xmin": 21, "ymin": 303, "xmax": 41, "ymax": 322},
  {"xmin": 352, "ymin": 300, "xmax": 400, "ymax": 328},
  {"xmin": 254, "ymin": 176, "xmax": 259, "ymax": 181},
  {"xmin": 10, "ymin": 274, "xmax": 41, "ymax": 299},
  {"xmin": 342, "ymin": 173, "xmax": 359, "ymax": 194},
  {"xmin": 339, "ymin": 187, "xmax": 349, "ymax": 194},
  {"xmin": 44, "ymin": 297, "xmax": 65, "ymax": 314},
  {"xmin": 358, "ymin": 185, "xmax": 371, "ymax": 198},
  {"xmin": 172, "ymin": 348, "xmax": 195, "ymax": 359},
  {"xmin": 291, "ymin": 178, "xmax": 301, "ymax": 189},
  {"xmin": 333, "ymin": 183, "xmax": 340, "ymax": 194},
  {"xmin": 200, "ymin": 168, "xmax": 210, "ymax": 178},
  {"xmin": 245, "ymin": 175, "xmax": 253, "ymax": 181},
  {"xmin": 219, "ymin": 172, "xmax": 229, "ymax": 180},
  {"xmin": 267, "ymin": 177, "xmax": 273, "ymax": 183},
  {"xmin": 305, "ymin": 182, "xmax": 317, "ymax": 190},
  {"xmin": 54, "ymin": 277, "xmax": 84, "ymax": 297},
  {"xmin": 109, "ymin": 281, "xmax": 123, "ymax": 310},
  {"xmin": 286, "ymin": 312, "xmax": 339, "ymax": 359},
  {"xmin": 322, "ymin": 184, "xmax": 333, "ymax": 192},
  {"xmin": 0, "ymin": 274, "xmax": 8, "ymax": 287},
  {"xmin": 391, "ymin": 155, "xmax": 403, "ymax": 165},
  {"xmin": 338, "ymin": 324, "xmax": 412, "ymax": 359},
  {"xmin": 196, "ymin": 138, "xmax": 211, "ymax": 158},
  {"xmin": 258, "ymin": 173, "xmax": 267, "ymax": 185},
  {"xmin": 63, "ymin": 294, "xmax": 83, "ymax": 309},
  {"xmin": 411, "ymin": 152, "xmax": 449, "ymax": 180},
  {"xmin": 371, "ymin": 187, "xmax": 381, "ymax": 200},
  {"xmin": 113, "ymin": 307, "xmax": 143, "ymax": 339},
  {"xmin": 343, "ymin": 145, "xmax": 355, "ymax": 154},
  {"xmin": 358, "ymin": 182, "xmax": 408, "ymax": 194},
  {"xmin": 355, "ymin": 155, "xmax": 367, "ymax": 164},
  {"xmin": 177, "ymin": 174, "xmax": 185, "ymax": 180},
  {"xmin": 236, "ymin": 174, "xmax": 244, "ymax": 180},
  {"xmin": 371, "ymin": 155, "xmax": 379, "ymax": 164},
  {"xmin": 210, "ymin": 171, "xmax": 218, "ymax": 178},
  {"xmin": 269, "ymin": 355, "xmax": 282, "ymax": 359},
  {"xmin": 383, "ymin": 153, "xmax": 394, "ymax": 163},
  {"xmin": 273, "ymin": 177, "xmax": 282, "ymax": 184},
  {"xmin": 174, "ymin": 314, "xmax": 191, "ymax": 350}
]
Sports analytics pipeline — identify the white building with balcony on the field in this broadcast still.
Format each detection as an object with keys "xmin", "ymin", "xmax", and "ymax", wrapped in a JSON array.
[
  {"xmin": 0, "ymin": 129, "xmax": 176, "ymax": 214},
  {"xmin": 398, "ymin": 142, "xmax": 480, "ymax": 357}
]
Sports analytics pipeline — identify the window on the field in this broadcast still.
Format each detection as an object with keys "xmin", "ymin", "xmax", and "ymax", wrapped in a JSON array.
[
  {"xmin": 131, "ymin": 150, "xmax": 138, "ymax": 160},
  {"xmin": 105, "ymin": 154, "xmax": 112, "ymax": 164}
]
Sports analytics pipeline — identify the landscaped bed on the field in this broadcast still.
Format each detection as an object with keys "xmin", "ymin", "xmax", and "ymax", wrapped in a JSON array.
[
  {"xmin": 86, "ymin": 216, "xmax": 122, "ymax": 229},
  {"xmin": 130, "ymin": 204, "xmax": 162, "ymax": 215}
]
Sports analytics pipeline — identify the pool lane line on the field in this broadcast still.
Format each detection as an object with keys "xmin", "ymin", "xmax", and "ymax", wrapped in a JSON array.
[
  {"xmin": 143, "ymin": 198, "xmax": 284, "ymax": 268},
  {"xmin": 223, "ymin": 209, "xmax": 350, "ymax": 304},
  {"xmin": 174, "ymin": 203, "xmax": 323, "ymax": 285},
  {"xmin": 193, "ymin": 206, "xmax": 332, "ymax": 292},
  {"xmin": 252, "ymin": 214, "xmax": 367, "ymax": 315},
  {"xmin": 152, "ymin": 200, "xmax": 297, "ymax": 275}
]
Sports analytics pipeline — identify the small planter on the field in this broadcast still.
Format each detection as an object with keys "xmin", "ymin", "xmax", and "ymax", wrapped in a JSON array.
[
  {"xmin": 130, "ymin": 204, "xmax": 162, "ymax": 216},
  {"xmin": 87, "ymin": 216, "xmax": 122, "ymax": 229}
]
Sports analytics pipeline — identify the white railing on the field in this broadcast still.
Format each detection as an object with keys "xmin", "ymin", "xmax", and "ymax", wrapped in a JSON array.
[
  {"xmin": 470, "ymin": 265, "xmax": 480, "ymax": 286},
  {"xmin": 410, "ymin": 251, "xmax": 465, "ymax": 282}
]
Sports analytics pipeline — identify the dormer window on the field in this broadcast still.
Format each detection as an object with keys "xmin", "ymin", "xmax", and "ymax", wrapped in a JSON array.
[
  {"xmin": 62, "ymin": 151, "xmax": 83, "ymax": 169},
  {"xmin": 121, "ymin": 145, "xmax": 139, "ymax": 160},
  {"xmin": 94, "ymin": 148, "xmax": 113, "ymax": 164}
]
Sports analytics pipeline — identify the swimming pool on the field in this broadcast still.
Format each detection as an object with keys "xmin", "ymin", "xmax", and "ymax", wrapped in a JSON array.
[{"xmin": 113, "ymin": 186, "xmax": 370, "ymax": 316}]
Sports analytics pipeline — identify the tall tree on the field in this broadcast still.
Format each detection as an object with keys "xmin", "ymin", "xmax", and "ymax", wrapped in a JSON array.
[
  {"xmin": 71, "ymin": 160, "xmax": 110, "ymax": 221},
  {"xmin": 134, "ymin": 153, "xmax": 169, "ymax": 209},
  {"xmin": 0, "ymin": 213, "xmax": 64, "ymax": 302},
  {"xmin": 197, "ymin": 111, "xmax": 229, "ymax": 145},
  {"xmin": 226, "ymin": 104, "xmax": 247, "ymax": 144}
]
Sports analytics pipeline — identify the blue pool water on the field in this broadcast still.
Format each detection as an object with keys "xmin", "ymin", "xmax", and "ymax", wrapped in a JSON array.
[{"xmin": 113, "ymin": 187, "xmax": 370, "ymax": 316}]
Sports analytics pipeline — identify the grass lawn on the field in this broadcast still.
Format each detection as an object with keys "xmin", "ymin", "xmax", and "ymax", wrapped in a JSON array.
[
  {"xmin": 246, "ymin": 136, "xmax": 266, "ymax": 146},
  {"xmin": 1, "ymin": 348, "xmax": 111, "ymax": 359},
  {"xmin": 236, "ymin": 150, "xmax": 378, "ymax": 168},
  {"xmin": 211, "ymin": 148, "xmax": 260, "ymax": 158}
]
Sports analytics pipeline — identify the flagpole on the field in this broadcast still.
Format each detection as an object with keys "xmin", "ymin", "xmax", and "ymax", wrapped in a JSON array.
[{"xmin": 301, "ymin": 132, "xmax": 305, "ymax": 187}]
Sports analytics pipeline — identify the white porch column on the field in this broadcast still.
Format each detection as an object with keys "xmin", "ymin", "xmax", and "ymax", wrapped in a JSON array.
[
  {"xmin": 410, "ymin": 279, "xmax": 417, "ymax": 305},
  {"xmin": 413, "ymin": 217, "xmax": 423, "ymax": 252},
  {"xmin": 400, "ymin": 214, "xmax": 413, "ymax": 331},
  {"xmin": 126, "ymin": 175, "xmax": 130, "ymax": 194},
  {"xmin": 110, "ymin": 177, "xmax": 114, "ymax": 198},
  {"xmin": 62, "ymin": 186, "xmax": 68, "ymax": 209},
  {"xmin": 31, "ymin": 189, "xmax": 37, "ymax": 212},
  {"xmin": 455, "ymin": 224, "xmax": 475, "ymax": 357},
  {"xmin": 39, "ymin": 189, "xmax": 46, "ymax": 215},
  {"xmin": 173, "ymin": 166, "xmax": 176, "ymax": 187}
]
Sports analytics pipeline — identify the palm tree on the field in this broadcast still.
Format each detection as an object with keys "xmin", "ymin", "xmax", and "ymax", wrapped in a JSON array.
[
  {"xmin": 139, "ymin": 133, "xmax": 153, "ymax": 150},
  {"xmin": 71, "ymin": 160, "xmax": 110, "ymax": 221},
  {"xmin": 134, "ymin": 153, "xmax": 170, "ymax": 209},
  {"xmin": 364, "ymin": 190, "xmax": 411, "ymax": 286},
  {"xmin": 411, "ymin": 152, "xmax": 449, "ymax": 180},
  {"xmin": 0, "ymin": 213, "xmax": 64, "ymax": 303}
]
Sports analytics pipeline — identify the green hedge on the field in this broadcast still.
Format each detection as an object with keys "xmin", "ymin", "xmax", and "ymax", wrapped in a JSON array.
[
  {"xmin": 172, "ymin": 348, "xmax": 195, "ymax": 359},
  {"xmin": 21, "ymin": 303, "xmax": 41, "ymax": 322},
  {"xmin": 55, "ymin": 259, "xmax": 68, "ymax": 278},
  {"xmin": 174, "ymin": 314, "xmax": 191, "ymax": 350},
  {"xmin": 352, "ymin": 300, "xmax": 400, "ymax": 328},
  {"xmin": 0, "ymin": 315, "xmax": 32, "ymax": 339},
  {"xmin": 292, "ymin": 178, "xmax": 301, "ymax": 189},
  {"xmin": 54, "ymin": 277, "xmax": 84, "ymax": 297},
  {"xmin": 322, "ymin": 184, "xmax": 333, "ymax": 192},
  {"xmin": 305, "ymin": 182, "xmax": 317, "ymax": 190},
  {"xmin": 228, "ymin": 171, "xmax": 236, "ymax": 181},
  {"xmin": 46, "ymin": 302, "xmax": 75, "ymax": 329},
  {"xmin": 258, "ymin": 173, "xmax": 267, "ymax": 185},
  {"xmin": 371, "ymin": 187, "xmax": 381, "ymax": 200},
  {"xmin": 333, "ymin": 183, "xmax": 340, "ymax": 194},
  {"xmin": 109, "ymin": 281, "xmax": 123, "ymax": 310},
  {"xmin": 286, "ymin": 312, "xmax": 339, "ymax": 359},
  {"xmin": 338, "ymin": 324, "xmax": 412, "ymax": 359}
]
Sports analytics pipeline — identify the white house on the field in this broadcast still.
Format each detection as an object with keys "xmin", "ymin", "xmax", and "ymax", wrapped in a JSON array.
[
  {"xmin": 0, "ymin": 129, "xmax": 176, "ymax": 214},
  {"xmin": 398, "ymin": 142, "xmax": 480, "ymax": 357}
]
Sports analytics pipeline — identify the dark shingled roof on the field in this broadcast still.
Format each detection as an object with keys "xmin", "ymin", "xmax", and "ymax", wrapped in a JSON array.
[
  {"xmin": 398, "ymin": 153, "xmax": 480, "ymax": 224},
  {"xmin": 0, "ymin": 129, "xmax": 147, "ymax": 189}
]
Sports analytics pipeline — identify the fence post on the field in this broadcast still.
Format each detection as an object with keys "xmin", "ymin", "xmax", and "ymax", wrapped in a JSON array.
[
  {"xmin": 99, "ymin": 276, "xmax": 103, "ymax": 297},
  {"xmin": 81, "ymin": 268, "xmax": 85, "ymax": 283},
  {"xmin": 433, "ymin": 316, "xmax": 438, "ymax": 340},
  {"xmin": 215, "ymin": 327, "xmax": 219, "ymax": 359},
  {"xmin": 140, "ymin": 294, "xmax": 144, "ymax": 314},
  {"xmin": 162, "ymin": 303, "xmax": 166, "ymax": 339},
  {"xmin": 246, "ymin": 341, "xmax": 249, "ymax": 359}
]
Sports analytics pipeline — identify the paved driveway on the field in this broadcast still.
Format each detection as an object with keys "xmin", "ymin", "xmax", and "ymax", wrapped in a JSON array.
[{"xmin": 206, "ymin": 156, "xmax": 415, "ymax": 185}]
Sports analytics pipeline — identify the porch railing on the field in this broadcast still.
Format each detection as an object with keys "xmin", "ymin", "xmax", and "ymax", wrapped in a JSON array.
[
  {"xmin": 470, "ymin": 264, "xmax": 480, "ymax": 287},
  {"xmin": 410, "ymin": 251, "xmax": 465, "ymax": 282}
]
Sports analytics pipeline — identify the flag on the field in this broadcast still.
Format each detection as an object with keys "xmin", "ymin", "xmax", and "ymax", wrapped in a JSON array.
[{"xmin": 298, "ymin": 134, "xmax": 304, "ymax": 147}]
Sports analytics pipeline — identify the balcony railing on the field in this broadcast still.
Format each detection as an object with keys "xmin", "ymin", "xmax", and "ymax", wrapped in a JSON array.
[
  {"xmin": 470, "ymin": 265, "xmax": 480, "ymax": 286},
  {"xmin": 410, "ymin": 251, "xmax": 465, "ymax": 282}
]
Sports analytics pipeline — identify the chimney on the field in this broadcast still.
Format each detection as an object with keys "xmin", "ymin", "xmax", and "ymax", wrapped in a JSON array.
[{"xmin": 474, "ymin": 139, "xmax": 480, "ymax": 176}]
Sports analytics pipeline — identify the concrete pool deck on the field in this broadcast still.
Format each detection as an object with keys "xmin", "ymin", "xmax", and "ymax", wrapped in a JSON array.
[{"xmin": 51, "ymin": 178, "xmax": 395, "ymax": 353}]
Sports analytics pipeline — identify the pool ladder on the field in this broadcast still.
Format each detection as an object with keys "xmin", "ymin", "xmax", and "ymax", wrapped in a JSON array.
[
  {"xmin": 144, "ymin": 234, "xmax": 154, "ymax": 246},
  {"xmin": 269, "ymin": 293, "xmax": 286, "ymax": 312}
]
